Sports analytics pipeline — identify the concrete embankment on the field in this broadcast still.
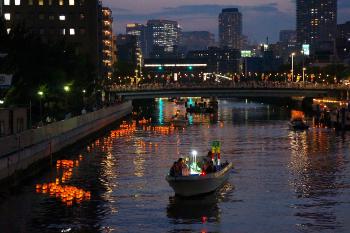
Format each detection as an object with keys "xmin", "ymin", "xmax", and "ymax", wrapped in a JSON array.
[{"xmin": 0, "ymin": 101, "xmax": 132, "ymax": 182}]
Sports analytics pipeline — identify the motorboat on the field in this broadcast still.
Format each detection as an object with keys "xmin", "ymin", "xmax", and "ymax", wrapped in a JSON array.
[
  {"xmin": 166, "ymin": 162, "xmax": 233, "ymax": 197},
  {"xmin": 166, "ymin": 142, "xmax": 233, "ymax": 197},
  {"xmin": 289, "ymin": 119, "xmax": 309, "ymax": 130},
  {"xmin": 170, "ymin": 110, "xmax": 188, "ymax": 127}
]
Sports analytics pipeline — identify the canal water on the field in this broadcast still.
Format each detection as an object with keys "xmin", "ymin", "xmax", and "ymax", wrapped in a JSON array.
[{"xmin": 0, "ymin": 99, "xmax": 349, "ymax": 233}]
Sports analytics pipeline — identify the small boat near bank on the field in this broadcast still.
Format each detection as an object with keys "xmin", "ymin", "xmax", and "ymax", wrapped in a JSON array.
[
  {"xmin": 166, "ymin": 141, "xmax": 233, "ymax": 197},
  {"xmin": 289, "ymin": 110, "xmax": 309, "ymax": 130},
  {"xmin": 289, "ymin": 119, "xmax": 309, "ymax": 130}
]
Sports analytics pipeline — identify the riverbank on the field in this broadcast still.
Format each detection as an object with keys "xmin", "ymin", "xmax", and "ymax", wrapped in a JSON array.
[{"xmin": 0, "ymin": 101, "xmax": 132, "ymax": 183}]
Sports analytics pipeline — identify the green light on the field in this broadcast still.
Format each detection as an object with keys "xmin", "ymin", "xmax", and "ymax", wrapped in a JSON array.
[
  {"xmin": 64, "ymin": 85, "xmax": 70, "ymax": 92},
  {"xmin": 188, "ymin": 66, "xmax": 193, "ymax": 71},
  {"xmin": 158, "ymin": 66, "xmax": 163, "ymax": 71},
  {"xmin": 37, "ymin": 91, "xmax": 44, "ymax": 96}
]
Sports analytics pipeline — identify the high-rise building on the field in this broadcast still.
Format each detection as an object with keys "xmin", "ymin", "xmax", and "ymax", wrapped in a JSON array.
[
  {"xmin": 279, "ymin": 30, "xmax": 297, "ymax": 43},
  {"xmin": 219, "ymin": 8, "xmax": 242, "ymax": 50},
  {"xmin": 126, "ymin": 23, "xmax": 147, "ymax": 57},
  {"xmin": 296, "ymin": 0, "xmax": 337, "ymax": 50},
  {"xmin": 2, "ymin": 0, "xmax": 107, "ymax": 78},
  {"xmin": 101, "ymin": 7, "xmax": 114, "ymax": 79},
  {"xmin": 181, "ymin": 31, "xmax": 215, "ymax": 52},
  {"xmin": 146, "ymin": 19, "xmax": 181, "ymax": 58},
  {"xmin": 116, "ymin": 34, "xmax": 142, "ymax": 76},
  {"xmin": 336, "ymin": 21, "xmax": 350, "ymax": 61}
]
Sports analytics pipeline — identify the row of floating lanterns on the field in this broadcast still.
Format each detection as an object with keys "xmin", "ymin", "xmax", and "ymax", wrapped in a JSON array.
[
  {"xmin": 36, "ymin": 182, "xmax": 91, "ymax": 206},
  {"xmin": 36, "ymin": 156, "xmax": 90, "ymax": 206},
  {"xmin": 35, "ymin": 118, "xmax": 175, "ymax": 207}
]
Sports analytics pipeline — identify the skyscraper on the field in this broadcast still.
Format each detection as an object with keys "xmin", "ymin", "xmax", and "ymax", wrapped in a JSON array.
[
  {"xmin": 279, "ymin": 30, "xmax": 297, "ymax": 43},
  {"xmin": 126, "ymin": 23, "xmax": 147, "ymax": 57},
  {"xmin": 296, "ymin": 0, "xmax": 337, "ymax": 49},
  {"xmin": 219, "ymin": 8, "xmax": 242, "ymax": 50},
  {"xmin": 146, "ymin": 19, "xmax": 181, "ymax": 58},
  {"xmin": 2, "ymin": 0, "xmax": 109, "ymax": 78}
]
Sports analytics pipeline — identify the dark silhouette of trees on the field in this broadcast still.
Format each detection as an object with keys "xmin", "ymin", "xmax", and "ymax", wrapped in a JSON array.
[{"xmin": 0, "ymin": 19, "xmax": 96, "ymax": 122}]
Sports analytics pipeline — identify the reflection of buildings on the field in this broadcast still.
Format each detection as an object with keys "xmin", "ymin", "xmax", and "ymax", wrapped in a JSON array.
[{"xmin": 288, "ymin": 129, "xmax": 345, "ymax": 228}]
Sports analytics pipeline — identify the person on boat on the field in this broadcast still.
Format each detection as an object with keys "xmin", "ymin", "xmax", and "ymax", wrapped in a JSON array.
[
  {"xmin": 205, "ymin": 160, "xmax": 216, "ymax": 174},
  {"xmin": 178, "ymin": 158, "xmax": 190, "ymax": 176},
  {"xmin": 170, "ymin": 162, "xmax": 177, "ymax": 177}
]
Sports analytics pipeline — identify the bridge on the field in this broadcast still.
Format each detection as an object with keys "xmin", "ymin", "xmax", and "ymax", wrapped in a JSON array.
[{"xmin": 108, "ymin": 82, "xmax": 349, "ymax": 100}]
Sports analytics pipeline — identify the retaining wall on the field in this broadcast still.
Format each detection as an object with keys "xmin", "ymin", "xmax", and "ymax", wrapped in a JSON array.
[{"xmin": 0, "ymin": 101, "xmax": 132, "ymax": 181}]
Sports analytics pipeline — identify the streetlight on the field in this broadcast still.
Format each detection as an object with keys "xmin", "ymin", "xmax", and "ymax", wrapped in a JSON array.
[
  {"xmin": 63, "ymin": 85, "xmax": 70, "ymax": 112},
  {"xmin": 291, "ymin": 53, "xmax": 295, "ymax": 82},
  {"xmin": 37, "ymin": 91, "xmax": 44, "ymax": 123},
  {"xmin": 64, "ymin": 85, "xmax": 70, "ymax": 92}
]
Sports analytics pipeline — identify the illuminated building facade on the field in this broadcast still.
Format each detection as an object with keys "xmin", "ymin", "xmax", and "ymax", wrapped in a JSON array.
[
  {"xmin": 296, "ymin": 0, "xmax": 337, "ymax": 55},
  {"xmin": 2, "ymin": 0, "xmax": 111, "ymax": 79},
  {"xmin": 219, "ymin": 8, "xmax": 242, "ymax": 50},
  {"xmin": 146, "ymin": 19, "xmax": 181, "ymax": 58},
  {"xmin": 101, "ymin": 7, "xmax": 114, "ymax": 79},
  {"xmin": 126, "ymin": 23, "xmax": 147, "ymax": 57},
  {"xmin": 117, "ymin": 34, "xmax": 142, "ymax": 77},
  {"xmin": 336, "ymin": 21, "xmax": 350, "ymax": 62}
]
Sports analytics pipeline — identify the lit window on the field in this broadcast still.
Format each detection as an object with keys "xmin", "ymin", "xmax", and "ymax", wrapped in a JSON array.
[
  {"xmin": 61, "ymin": 29, "xmax": 66, "ymax": 35},
  {"xmin": 59, "ymin": 0, "xmax": 64, "ymax": 6},
  {"xmin": 59, "ymin": 15, "xmax": 66, "ymax": 20},
  {"xmin": 28, "ymin": 0, "xmax": 33, "ymax": 5},
  {"xmin": 4, "ymin": 0, "xmax": 10, "ymax": 5},
  {"xmin": 15, "ymin": 0, "xmax": 21, "ymax": 5},
  {"xmin": 4, "ymin": 13, "xmax": 11, "ymax": 21},
  {"xmin": 69, "ymin": 0, "xmax": 74, "ymax": 5},
  {"xmin": 69, "ymin": 28, "xmax": 75, "ymax": 35},
  {"xmin": 38, "ymin": 0, "xmax": 44, "ymax": 6},
  {"xmin": 7, "ymin": 28, "xmax": 11, "ymax": 34}
]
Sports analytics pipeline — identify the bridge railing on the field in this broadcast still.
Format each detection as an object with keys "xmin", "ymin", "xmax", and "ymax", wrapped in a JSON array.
[{"xmin": 108, "ymin": 82, "xmax": 350, "ymax": 92}]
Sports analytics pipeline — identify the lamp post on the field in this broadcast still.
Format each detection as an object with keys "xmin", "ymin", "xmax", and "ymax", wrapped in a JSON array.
[
  {"xmin": 37, "ymin": 91, "xmax": 44, "ymax": 123},
  {"xmin": 291, "ymin": 53, "xmax": 295, "ymax": 82},
  {"xmin": 64, "ymin": 85, "xmax": 70, "ymax": 112},
  {"xmin": 302, "ymin": 67, "xmax": 306, "ymax": 83}
]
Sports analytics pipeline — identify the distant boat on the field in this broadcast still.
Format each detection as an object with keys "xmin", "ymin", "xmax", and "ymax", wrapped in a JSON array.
[
  {"xmin": 166, "ymin": 162, "xmax": 233, "ymax": 197},
  {"xmin": 289, "ymin": 119, "xmax": 309, "ymax": 130}
]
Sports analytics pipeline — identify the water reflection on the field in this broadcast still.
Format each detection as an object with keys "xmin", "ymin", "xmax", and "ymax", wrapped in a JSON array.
[
  {"xmin": 167, "ymin": 183, "xmax": 233, "ymax": 224},
  {"xmin": 289, "ymin": 129, "xmax": 348, "ymax": 232}
]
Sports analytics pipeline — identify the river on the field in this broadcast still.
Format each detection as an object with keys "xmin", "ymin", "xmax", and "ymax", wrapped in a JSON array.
[{"xmin": 0, "ymin": 98, "xmax": 349, "ymax": 233}]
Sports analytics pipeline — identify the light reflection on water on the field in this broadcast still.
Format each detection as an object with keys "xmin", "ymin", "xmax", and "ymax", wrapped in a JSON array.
[{"xmin": 0, "ymin": 99, "xmax": 349, "ymax": 233}]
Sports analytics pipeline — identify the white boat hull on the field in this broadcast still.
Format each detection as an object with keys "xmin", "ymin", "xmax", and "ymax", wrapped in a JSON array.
[{"xmin": 166, "ymin": 163, "xmax": 233, "ymax": 197}]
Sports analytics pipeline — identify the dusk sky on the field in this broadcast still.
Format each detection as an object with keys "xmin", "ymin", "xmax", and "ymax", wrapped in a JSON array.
[{"xmin": 104, "ymin": 0, "xmax": 350, "ymax": 43}]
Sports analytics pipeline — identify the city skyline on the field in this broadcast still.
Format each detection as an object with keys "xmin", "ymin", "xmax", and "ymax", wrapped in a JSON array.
[{"xmin": 104, "ymin": 0, "xmax": 350, "ymax": 43}]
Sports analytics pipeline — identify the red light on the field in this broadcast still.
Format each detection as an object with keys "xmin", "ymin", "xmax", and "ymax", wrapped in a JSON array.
[{"xmin": 200, "ymin": 171, "xmax": 206, "ymax": 176}]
